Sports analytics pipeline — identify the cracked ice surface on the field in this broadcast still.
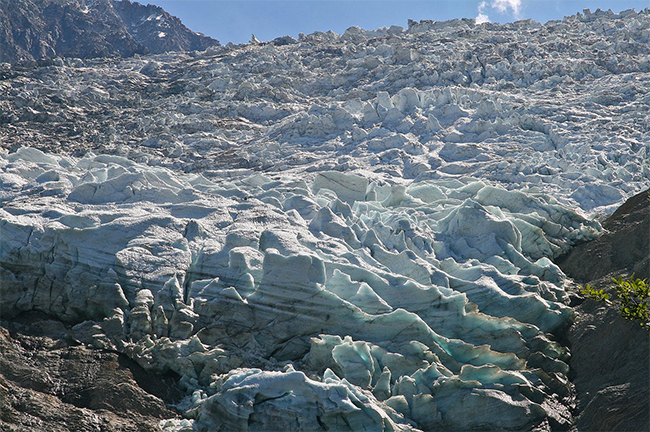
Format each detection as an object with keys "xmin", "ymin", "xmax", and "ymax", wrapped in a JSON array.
[
  {"xmin": 1, "ymin": 149, "xmax": 598, "ymax": 430},
  {"xmin": 1, "ymin": 8, "xmax": 649, "ymax": 432}
]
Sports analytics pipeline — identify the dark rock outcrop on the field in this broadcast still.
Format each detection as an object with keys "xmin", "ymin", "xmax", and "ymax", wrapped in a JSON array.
[
  {"xmin": 0, "ymin": 311, "xmax": 184, "ymax": 431},
  {"xmin": 567, "ymin": 283, "xmax": 649, "ymax": 432},
  {"xmin": 556, "ymin": 188, "xmax": 649, "ymax": 281},
  {"xmin": 0, "ymin": 0, "xmax": 219, "ymax": 64},
  {"xmin": 557, "ymin": 189, "xmax": 650, "ymax": 432}
]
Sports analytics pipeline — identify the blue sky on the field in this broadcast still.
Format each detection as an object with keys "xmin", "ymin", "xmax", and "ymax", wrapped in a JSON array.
[{"xmin": 147, "ymin": 1, "xmax": 649, "ymax": 44}]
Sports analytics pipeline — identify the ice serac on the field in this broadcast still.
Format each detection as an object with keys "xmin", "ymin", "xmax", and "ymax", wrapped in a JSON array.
[
  {"xmin": 2, "ymin": 8, "xmax": 647, "ymax": 213},
  {"xmin": 1, "ymin": 149, "xmax": 598, "ymax": 431},
  {"xmin": 1, "ymin": 7, "xmax": 649, "ymax": 432},
  {"xmin": 191, "ymin": 368, "xmax": 416, "ymax": 431}
]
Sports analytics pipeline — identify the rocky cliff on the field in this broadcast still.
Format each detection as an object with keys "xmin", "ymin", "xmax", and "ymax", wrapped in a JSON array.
[
  {"xmin": 558, "ymin": 189, "xmax": 650, "ymax": 432},
  {"xmin": 0, "ymin": 312, "xmax": 184, "ymax": 431},
  {"xmin": 0, "ymin": 0, "xmax": 219, "ymax": 64},
  {"xmin": 557, "ymin": 188, "xmax": 650, "ymax": 281}
]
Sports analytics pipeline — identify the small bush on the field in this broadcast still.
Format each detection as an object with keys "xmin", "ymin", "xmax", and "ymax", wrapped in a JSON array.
[{"xmin": 581, "ymin": 275, "xmax": 649, "ymax": 330}]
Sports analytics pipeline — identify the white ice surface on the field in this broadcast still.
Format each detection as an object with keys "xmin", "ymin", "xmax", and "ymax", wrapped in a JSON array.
[{"xmin": 1, "ymin": 148, "xmax": 595, "ymax": 430}]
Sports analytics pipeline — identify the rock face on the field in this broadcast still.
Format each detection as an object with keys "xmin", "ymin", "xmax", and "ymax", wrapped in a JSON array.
[
  {"xmin": 567, "ymin": 292, "xmax": 649, "ymax": 432},
  {"xmin": 0, "ymin": 311, "xmax": 184, "ymax": 431},
  {"xmin": 558, "ymin": 190, "xmax": 649, "ymax": 432},
  {"xmin": 0, "ymin": 0, "xmax": 219, "ymax": 64},
  {"xmin": 556, "ymin": 188, "xmax": 649, "ymax": 281}
]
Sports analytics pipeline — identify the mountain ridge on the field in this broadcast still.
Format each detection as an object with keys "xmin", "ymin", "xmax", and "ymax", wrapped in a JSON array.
[{"xmin": 0, "ymin": 0, "xmax": 219, "ymax": 64}]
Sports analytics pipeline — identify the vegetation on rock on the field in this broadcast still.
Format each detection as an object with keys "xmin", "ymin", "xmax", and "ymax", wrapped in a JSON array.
[{"xmin": 581, "ymin": 275, "xmax": 650, "ymax": 329}]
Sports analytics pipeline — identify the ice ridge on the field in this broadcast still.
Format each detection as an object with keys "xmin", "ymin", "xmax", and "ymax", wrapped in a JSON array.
[{"xmin": 2, "ymin": 149, "xmax": 598, "ymax": 430}]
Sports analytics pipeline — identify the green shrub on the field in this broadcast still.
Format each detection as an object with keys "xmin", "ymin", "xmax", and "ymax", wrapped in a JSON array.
[{"xmin": 581, "ymin": 275, "xmax": 649, "ymax": 330}]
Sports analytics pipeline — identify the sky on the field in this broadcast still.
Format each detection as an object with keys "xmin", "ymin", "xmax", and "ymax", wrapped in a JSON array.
[{"xmin": 146, "ymin": 0, "xmax": 650, "ymax": 44}]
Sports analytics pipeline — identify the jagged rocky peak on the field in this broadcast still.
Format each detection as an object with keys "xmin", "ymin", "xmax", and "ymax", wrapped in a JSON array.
[
  {"xmin": 110, "ymin": 0, "xmax": 219, "ymax": 53},
  {"xmin": 0, "ymin": 0, "xmax": 219, "ymax": 64}
]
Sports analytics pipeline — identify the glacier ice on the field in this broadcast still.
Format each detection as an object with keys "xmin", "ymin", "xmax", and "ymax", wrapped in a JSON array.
[
  {"xmin": 2, "ymin": 8, "xmax": 650, "ymax": 431},
  {"xmin": 1, "ymin": 149, "xmax": 600, "ymax": 430}
]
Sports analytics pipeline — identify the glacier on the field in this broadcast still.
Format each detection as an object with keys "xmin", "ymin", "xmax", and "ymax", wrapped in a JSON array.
[{"xmin": 1, "ymin": 7, "xmax": 649, "ymax": 432}]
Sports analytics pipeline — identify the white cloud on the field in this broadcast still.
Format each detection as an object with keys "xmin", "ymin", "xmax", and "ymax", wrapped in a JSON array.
[
  {"xmin": 475, "ymin": 0, "xmax": 523, "ymax": 23},
  {"xmin": 492, "ymin": 0, "xmax": 522, "ymax": 18},
  {"xmin": 476, "ymin": 13, "xmax": 490, "ymax": 24},
  {"xmin": 476, "ymin": 1, "xmax": 490, "ymax": 23}
]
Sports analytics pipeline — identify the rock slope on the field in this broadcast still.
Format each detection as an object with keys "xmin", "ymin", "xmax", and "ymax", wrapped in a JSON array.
[
  {"xmin": 1, "ymin": 6, "xmax": 649, "ymax": 432},
  {"xmin": 0, "ymin": 0, "xmax": 219, "ymax": 64},
  {"xmin": 0, "ymin": 312, "xmax": 184, "ymax": 431},
  {"xmin": 559, "ymin": 189, "xmax": 649, "ymax": 432},
  {"xmin": 557, "ymin": 188, "xmax": 650, "ymax": 281}
]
